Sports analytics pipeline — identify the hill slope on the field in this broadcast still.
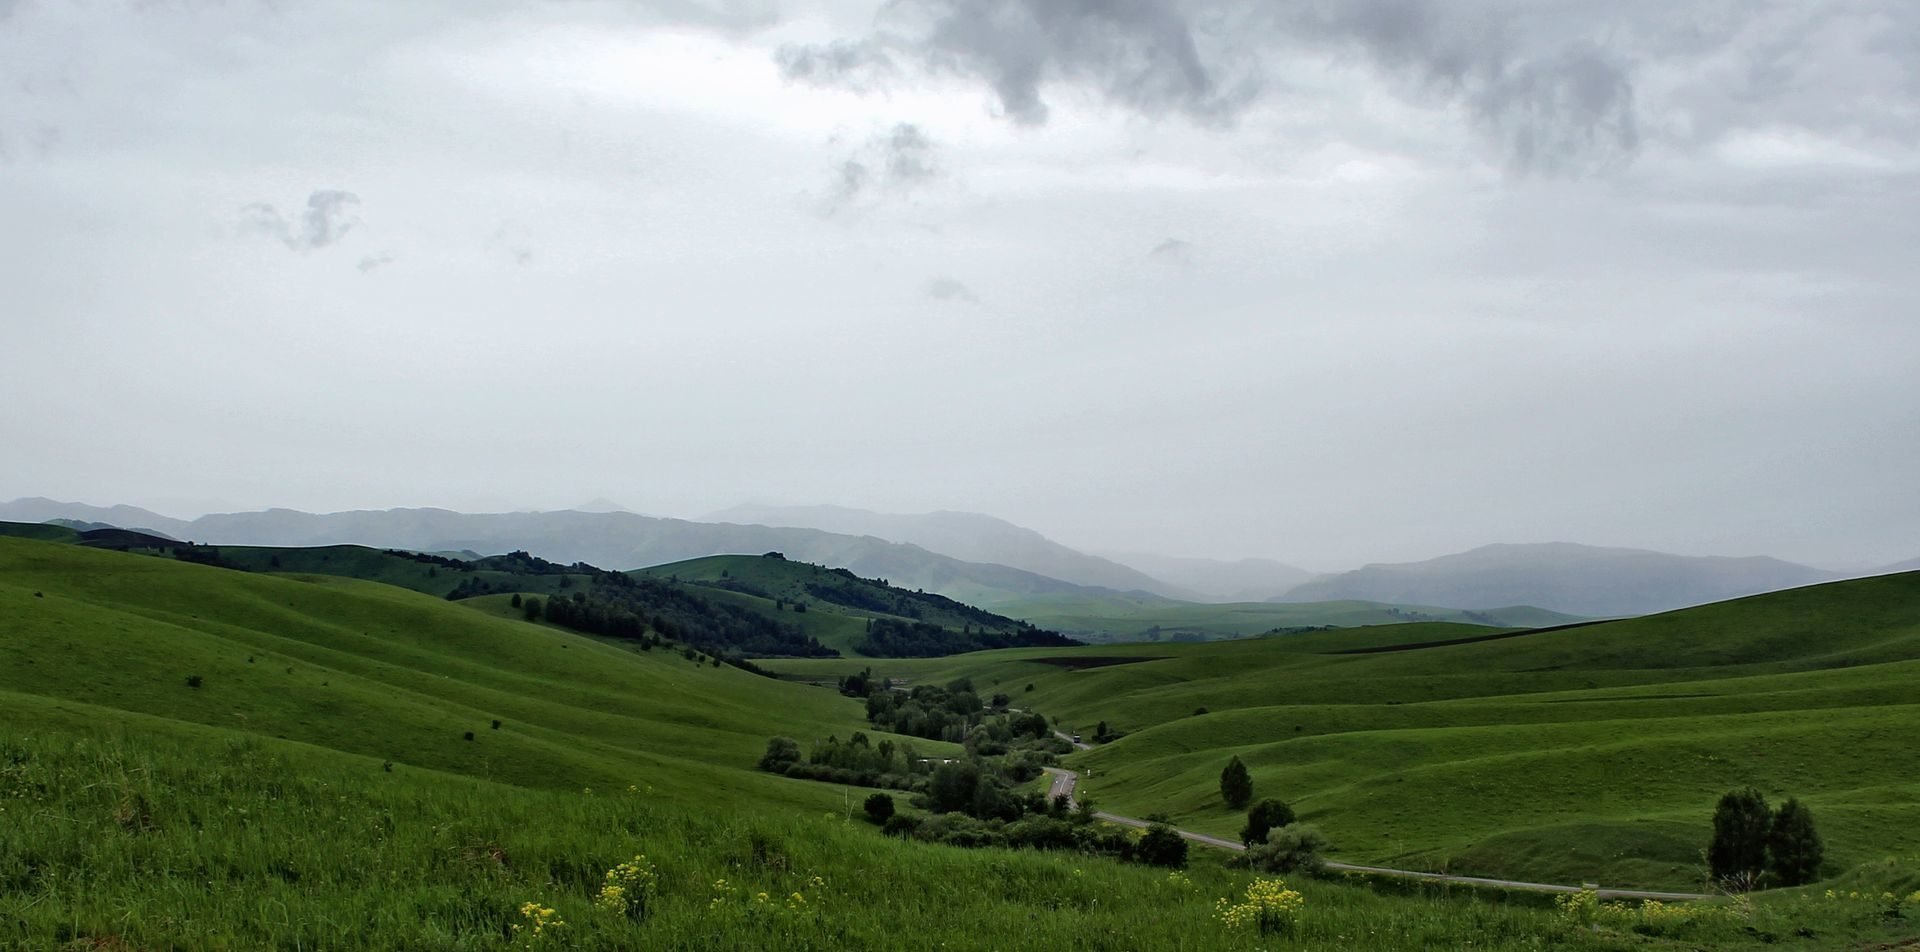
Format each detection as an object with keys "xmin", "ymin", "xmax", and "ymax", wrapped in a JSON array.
[
  {"xmin": 762, "ymin": 572, "xmax": 1920, "ymax": 890},
  {"xmin": 1278, "ymin": 542, "xmax": 1834, "ymax": 616}
]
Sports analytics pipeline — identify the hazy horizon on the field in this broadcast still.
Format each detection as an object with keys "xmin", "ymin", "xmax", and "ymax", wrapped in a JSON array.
[{"xmin": 3, "ymin": 1, "xmax": 1916, "ymax": 571}]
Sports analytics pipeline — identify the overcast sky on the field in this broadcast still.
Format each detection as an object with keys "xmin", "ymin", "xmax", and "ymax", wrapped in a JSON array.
[{"xmin": 2, "ymin": 0, "xmax": 1916, "ymax": 570}]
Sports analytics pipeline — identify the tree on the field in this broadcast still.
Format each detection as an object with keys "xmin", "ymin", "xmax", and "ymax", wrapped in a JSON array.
[
  {"xmin": 1240, "ymin": 798, "xmax": 1297, "ymax": 847},
  {"xmin": 1137, "ymin": 822, "xmax": 1188, "ymax": 868},
  {"xmin": 757, "ymin": 737, "xmax": 802, "ymax": 773},
  {"xmin": 1708, "ymin": 787, "xmax": 1771, "ymax": 886},
  {"xmin": 1249, "ymin": 823, "xmax": 1328, "ymax": 874},
  {"xmin": 1220, "ymin": 756, "xmax": 1254, "ymax": 809},
  {"xmin": 522, "ymin": 596, "xmax": 543, "ymax": 621},
  {"xmin": 510, "ymin": 593, "xmax": 523, "ymax": 608},
  {"xmin": 1767, "ymin": 798, "xmax": 1824, "ymax": 886},
  {"xmin": 929, "ymin": 761, "xmax": 982, "ymax": 814},
  {"xmin": 863, "ymin": 792, "xmax": 896, "ymax": 825}
]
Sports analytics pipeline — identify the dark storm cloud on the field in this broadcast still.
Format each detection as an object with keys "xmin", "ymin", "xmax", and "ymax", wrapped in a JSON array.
[
  {"xmin": 794, "ymin": 0, "xmax": 1650, "ymax": 174},
  {"xmin": 240, "ymin": 190, "xmax": 361, "ymax": 252},
  {"xmin": 896, "ymin": 0, "xmax": 1252, "ymax": 126},
  {"xmin": 1288, "ymin": 1, "xmax": 1638, "ymax": 175},
  {"xmin": 926, "ymin": 275, "xmax": 978, "ymax": 302}
]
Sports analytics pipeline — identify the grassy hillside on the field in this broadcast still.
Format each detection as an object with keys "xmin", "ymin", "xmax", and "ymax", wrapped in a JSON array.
[
  {"xmin": 993, "ymin": 592, "xmax": 1580, "ymax": 641},
  {"xmin": 762, "ymin": 575, "xmax": 1920, "ymax": 891},
  {"xmin": 640, "ymin": 554, "xmax": 1079, "ymax": 656},
  {"xmin": 0, "ymin": 536, "xmax": 873, "ymax": 807},
  {"xmin": 4, "ymin": 536, "xmax": 1920, "ymax": 948}
]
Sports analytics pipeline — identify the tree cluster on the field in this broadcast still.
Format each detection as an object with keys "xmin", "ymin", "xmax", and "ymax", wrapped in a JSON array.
[
  {"xmin": 855, "ymin": 617, "xmax": 1082, "ymax": 658},
  {"xmin": 1708, "ymin": 788, "xmax": 1824, "ymax": 889}
]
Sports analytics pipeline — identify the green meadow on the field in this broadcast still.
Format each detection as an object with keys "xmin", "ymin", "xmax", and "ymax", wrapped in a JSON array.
[
  {"xmin": 763, "ymin": 574, "xmax": 1920, "ymax": 891},
  {"xmin": 3, "ymin": 536, "xmax": 1920, "ymax": 949}
]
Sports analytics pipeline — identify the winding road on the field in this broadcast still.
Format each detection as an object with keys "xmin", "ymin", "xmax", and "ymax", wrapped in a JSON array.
[{"xmin": 1038, "ymin": 766, "xmax": 1708, "ymax": 902}]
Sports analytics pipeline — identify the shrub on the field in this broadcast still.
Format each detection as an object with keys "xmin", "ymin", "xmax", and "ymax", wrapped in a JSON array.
[
  {"xmin": 1767, "ymin": 798, "xmax": 1824, "ymax": 886},
  {"xmin": 462, "ymin": 731, "xmax": 475, "ymax": 742},
  {"xmin": 1709, "ymin": 787, "xmax": 1771, "ymax": 887},
  {"xmin": 1137, "ymin": 823, "xmax": 1189, "ymax": 868},
  {"xmin": 184, "ymin": 675, "xmax": 203, "ymax": 689},
  {"xmin": 1241, "ymin": 798, "xmax": 1296, "ymax": 847},
  {"xmin": 881, "ymin": 813, "xmax": 921, "ymax": 838},
  {"xmin": 863, "ymin": 793, "xmax": 895, "ymax": 825},
  {"xmin": 1220, "ymin": 756, "xmax": 1253, "ymax": 809},
  {"xmin": 1248, "ymin": 823, "xmax": 1327, "ymax": 874}
]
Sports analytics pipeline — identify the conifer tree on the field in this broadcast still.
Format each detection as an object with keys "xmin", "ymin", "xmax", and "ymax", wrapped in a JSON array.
[
  {"xmin": 1766, "ymin": 798, "xmax": 1824, "ymax": 886},
  {"xmin": 1220, "ymin": 755, "xmax": 1254, "ymax": 809}
]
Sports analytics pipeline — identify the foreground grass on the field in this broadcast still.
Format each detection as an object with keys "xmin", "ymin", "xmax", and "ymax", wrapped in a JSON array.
[{"xmin": 4, "ymin": 723, "xmax": 1917, "ymax": 951}]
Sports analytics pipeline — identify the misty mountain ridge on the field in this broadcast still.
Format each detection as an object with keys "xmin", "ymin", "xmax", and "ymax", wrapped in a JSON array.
[
  {"xmin": 1277, "ymin": 541, "xmax": 1836, "ymax": 617},
  {"xmin": 701, "ymin": 503, "xmax": 1187, "ymax": 597},
  {"xmin": 0, "ymin": 499, "xmax": 1150, "ymax": 610},
  {"xmin": 1098, "ymin": 551, "xmax": 1316, "ymax": 603}
]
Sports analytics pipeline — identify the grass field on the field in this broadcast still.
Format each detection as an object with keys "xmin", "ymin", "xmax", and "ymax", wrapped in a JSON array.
[
  {"xmin": 4, "ymin": 536, "xmax": 1920, "ymax": 948},
  {"xmin": 761, "ymin": 574, "xmax": 1920, "ymax": 891},
  {"xmin": 990, "ymin": 593, "xmax": 1582, "ymax": 641}
]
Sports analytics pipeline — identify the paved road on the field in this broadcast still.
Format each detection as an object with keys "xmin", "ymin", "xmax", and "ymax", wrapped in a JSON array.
[
  {"xmin": 1053, "ymin": 730, "xmax": 1094, "ymax": 752},
  {"xmin": 1037, "ymin": 768, "xmax": 1707, "ymax": 902}
]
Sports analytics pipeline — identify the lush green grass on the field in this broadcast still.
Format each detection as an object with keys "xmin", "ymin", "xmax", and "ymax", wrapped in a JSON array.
[
  {"xmin": 992, "ymin": 592, "xmax": 1581, "ymax": 641},
  {"xmin": 6, "ymin": 721, "xmax": 1917, "ymax": 950},
  {"xmin": 0, "ymin": 537, "xmax": 888, "ymax": 810},
  {"xmin": 6, "ymin": 535, "xmax": 1920, "ymax": 948},
  {"xmin": 763, "ymin": 576, "xmax": 1920, "ymax": 891}
]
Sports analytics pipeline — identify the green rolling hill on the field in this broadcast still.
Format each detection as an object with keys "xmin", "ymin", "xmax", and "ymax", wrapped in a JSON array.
[
  {"xmin": 759, "ymin": 572, "xmax": 1920, "ymax": 891},
  {"xmin": 3, "ymin": 534, "xmax": 1920, "ymax": 949}
]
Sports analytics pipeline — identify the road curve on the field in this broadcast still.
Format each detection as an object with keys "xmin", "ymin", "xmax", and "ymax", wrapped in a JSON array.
[{"xmin": 1037, "ymin": 768, "xmax": 1707, "ymax": 902}]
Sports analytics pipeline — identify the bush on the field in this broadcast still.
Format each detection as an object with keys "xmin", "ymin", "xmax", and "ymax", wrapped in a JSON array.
[
  {"xmin": 1220, "ymin": 756, "xmax": 1253, "ymax": 810},
  {"xmin": 184, "ymin": 675, "xmax": 203, "ymax": 689},
  {"xmin": 1249, "ymin": 823, "xmax": 1327, "ymax": 874},
  {"xmin": 881, "ymin": 813, "xmax": 921, "ymax": 838},
  {"xmin": 1241, "ymin": 798, "xmax": 1297, "ymax": 847},
  {"xmin": 1136, "ymin": 823, "xmax": 1188, "ymax": 868},
  {"xmin": 1709, "ymin": 787, "xmax": 1771, "ymax": 887},
  {"xmin": 863, "ymin": 792, "xmax": 896, "ymax": 825},
  {"xmin": 1767, "ymin": 798, "xmax": 1824, "ymax": 886}
]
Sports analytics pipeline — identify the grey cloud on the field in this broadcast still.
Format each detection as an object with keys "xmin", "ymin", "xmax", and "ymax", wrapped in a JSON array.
[
  {"xmin": 926, "ymin": 275, "xmax": 979, "ymax": 303},
  {"xmin": 896, "ymin": 0, "xmax": 1253, "ymax": 126},
  {"xmin": 1149, "ymin": 237, "xmax": 1194, "ymax": 266},
  {"xmin": 1292, "ymin": 2, "xmax": 1639, "ymax": 175},
  {"xmin": 357, "ymin": 254, "xmax": 393, "ymax": 274},
  {"xmin": 820, "ymin": 123, "xmax": 941, "ymax": 215},
  {"xmin": 775, "ymin": 39, "xmax": 897, "ymax": 92},
  {"xmin": 240, "ymin": 190, "xmax": 361, "ymax": 251}
]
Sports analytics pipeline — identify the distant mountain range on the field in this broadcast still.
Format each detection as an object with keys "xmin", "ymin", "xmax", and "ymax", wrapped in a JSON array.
[
  {"xmin": 4, "ymin": 497, "xmax": 1899, "ymax": 620},
  {"xmin": 703, "ymin": 504, "xmax": 1181, "ymax": 597},
  {"xmin": 1276, "ymin": 542, "xmax": 1840, "ymax": 617},
  {"xmin": 0, "ymin": 498, "xmax": 1136, "ymax": 609},
  {"xmin": 1094, "ymin": 551, "xmax": 1316, "ymax": 603}
]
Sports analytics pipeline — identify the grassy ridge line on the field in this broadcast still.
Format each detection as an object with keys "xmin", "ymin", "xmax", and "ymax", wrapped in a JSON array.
[
  {"xmin": 0, "ymin": 537, "xmax": 911, "ymax": 811},
  {"xmin": 991, "ymin": 593, "xmax": 1581, "ymax": 640}
]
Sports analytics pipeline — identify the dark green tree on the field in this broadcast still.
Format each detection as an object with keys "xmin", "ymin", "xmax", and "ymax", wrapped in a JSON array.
[
  {"xmin": 1220, "ymin": 755, "xmax": 1254, "ymax": 809},
  {"xmin": 522, "ymin": 596, "xmax": 543, "ymax": 621},
  {"xmin": 1136, "ymin": 823, "xmax": 1189, "ymax": 868},
  {"xmin": 1240, "ymin": 798, "xmax": 1297, "ymax": 847},
  {"xmin": 1708, "ymin": 787, "xmax": 1771, "ymax": 886},
  {"xmin": 863, "ymin": 792, "xmax": 896, "ymax": 825},
  {"xmin": 510, "ymin": 593, "xmax": 523, "ymax": 608},
  {"xmin": 1766, "ymin": 798, "xmax": 1824, "ymax": 886},
  {"xmin": 757, "ymin": 737, "xmax": 802, "ymax": 773}
]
